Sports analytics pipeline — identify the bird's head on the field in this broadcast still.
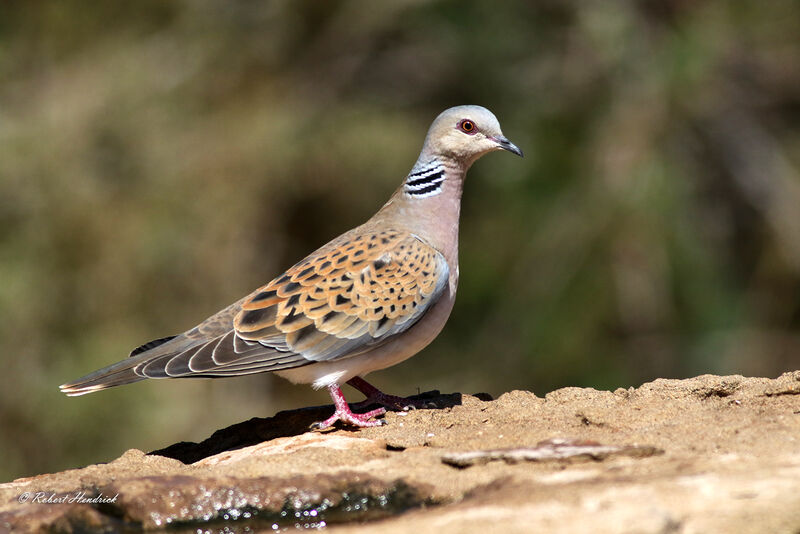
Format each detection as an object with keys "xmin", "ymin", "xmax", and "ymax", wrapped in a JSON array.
[{"xmin": 422, "ymin": 105, "xmax": 523, "ymax": 164}]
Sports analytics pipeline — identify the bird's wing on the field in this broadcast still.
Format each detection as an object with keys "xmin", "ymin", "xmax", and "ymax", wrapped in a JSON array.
[{"xmin": 133, "ymin": 228, "xmax": 449, "ymax": 378}]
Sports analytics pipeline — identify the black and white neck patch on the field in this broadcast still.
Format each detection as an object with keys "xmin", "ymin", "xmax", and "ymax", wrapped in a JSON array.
[{"xmin": 404, "ymin": 161, "xmax": 446, "ymax": 198}]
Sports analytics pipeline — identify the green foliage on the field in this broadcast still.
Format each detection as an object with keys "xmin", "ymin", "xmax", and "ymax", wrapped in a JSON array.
[{"xmin": 1, "ymin": 0, "xmax": 798, "ymax": 480}]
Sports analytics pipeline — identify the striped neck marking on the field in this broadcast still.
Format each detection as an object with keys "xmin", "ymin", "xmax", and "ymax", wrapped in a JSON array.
[{"xmin": 404, "ymin": 161, "xmax": 446, "ymax": 198}]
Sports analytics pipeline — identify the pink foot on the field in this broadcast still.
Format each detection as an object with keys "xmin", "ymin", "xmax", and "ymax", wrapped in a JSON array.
[
  {"xmin": 310, "ymin": 384, "xmax": 387, "ymax": 430},
  {"xmin": 346, "ymin": 376, "xmax": 435, "ymax": 412}
]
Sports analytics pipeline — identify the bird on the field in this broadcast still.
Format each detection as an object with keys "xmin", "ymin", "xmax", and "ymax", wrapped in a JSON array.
[{"xmin": 60, "ymin": 105, "xmax": 522, "ymax": 429}]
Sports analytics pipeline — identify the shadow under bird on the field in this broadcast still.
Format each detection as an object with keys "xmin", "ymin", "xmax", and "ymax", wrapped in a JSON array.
[{"xmin": 60, "ymin": 105, "xmax": 523, "ymax": 429}]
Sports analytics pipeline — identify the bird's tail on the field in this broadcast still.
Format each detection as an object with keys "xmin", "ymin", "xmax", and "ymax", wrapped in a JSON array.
[
  {"xmin": 59, "ymin": 359, "xmax": 147, "ymax": 396},
  {"xmin": 59, "ymin": 335, "xmax": 181, "ymax": 396}
]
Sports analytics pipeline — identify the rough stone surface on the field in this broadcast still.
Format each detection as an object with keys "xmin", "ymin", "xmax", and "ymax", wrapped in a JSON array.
[{"xmin": 2, "ymin": 372, "xmax": 800, "ymax": 533}]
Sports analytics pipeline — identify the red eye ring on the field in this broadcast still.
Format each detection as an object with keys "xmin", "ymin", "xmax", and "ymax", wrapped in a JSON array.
[{"xmin": 458, "ymin": 119, "xmax": 476, "ymax": 134}]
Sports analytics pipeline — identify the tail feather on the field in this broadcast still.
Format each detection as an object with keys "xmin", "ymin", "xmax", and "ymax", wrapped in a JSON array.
[
  {"xmin": 60, "ymin": 356, "xmax": 149, "ymax": 396},
  {"xmin": 59, "ymin": 372, "xmax": 144, "ymax": 396},
  {"xmin": 59, "ymin": 334, "xmax": 189, "ymax": 396},
  {"xmin": 59, "ymin": 327, "xmax": 312, "ymax": 396},
  {"xmin": 129, "ymin": 335, "xmax": 178, "ymax": 357}
]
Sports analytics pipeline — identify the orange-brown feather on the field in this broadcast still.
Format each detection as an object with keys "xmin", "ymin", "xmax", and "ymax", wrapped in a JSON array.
[{"xmin": 233, "ymin": 229, "xmax": 447, "ymax": 361}]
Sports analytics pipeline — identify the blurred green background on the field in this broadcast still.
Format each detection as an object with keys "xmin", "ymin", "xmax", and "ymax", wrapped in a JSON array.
[{"xmin": 1, "ymin": 0, "xmax": 799, "ymax": 481}]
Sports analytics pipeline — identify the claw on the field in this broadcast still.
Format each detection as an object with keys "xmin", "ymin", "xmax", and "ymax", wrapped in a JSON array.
[
  {"xmin": 311, "ymin": 385, "xmax": 387, "ymax": 430},
  {"xmin": 311, "ymin": 378, "xmax": 437, "ymax": 430},
  {"xmin": 346, "ymin": 377, "xmax": 434, "ymax": 412}
]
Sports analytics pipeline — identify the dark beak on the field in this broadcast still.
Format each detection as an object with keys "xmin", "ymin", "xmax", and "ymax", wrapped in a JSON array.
[{"xmin": 493, "ymin": 135, "xmax": 523, "ymax": 157}]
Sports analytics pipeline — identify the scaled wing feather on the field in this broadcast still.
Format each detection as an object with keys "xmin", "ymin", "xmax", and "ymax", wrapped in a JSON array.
[
  {"xmin": 104, "ymin": 229, "xmax": 449, "ymax": 382},
  {"xmin": 234, "ymin": 229, "xmax": 449, "ymax": 363}
]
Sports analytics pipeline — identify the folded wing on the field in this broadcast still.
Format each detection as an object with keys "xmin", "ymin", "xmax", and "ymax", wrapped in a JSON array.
[{"xmin": 60, "ymin": 229, "xmax": 449, "ymax": 395}]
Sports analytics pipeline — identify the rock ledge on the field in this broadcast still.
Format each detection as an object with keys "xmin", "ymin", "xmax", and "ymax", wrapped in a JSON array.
[{"xmin": 2, "ymin": 373, "xmax": 800, "ymax": 533}]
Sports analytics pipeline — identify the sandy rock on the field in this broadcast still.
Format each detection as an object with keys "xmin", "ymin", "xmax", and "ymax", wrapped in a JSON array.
[{"xmin": 1, "ymin": 373, "xmax": 799, "ymax": 533}]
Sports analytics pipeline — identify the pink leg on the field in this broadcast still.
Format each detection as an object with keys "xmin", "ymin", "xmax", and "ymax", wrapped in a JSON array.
[
  {"xmin": 310, "ymin": 384, "xmax": 387, "ymax": 430},
  {"xmin": 346, "ymin": 376, "xmax": 432, "ymax": 411}
]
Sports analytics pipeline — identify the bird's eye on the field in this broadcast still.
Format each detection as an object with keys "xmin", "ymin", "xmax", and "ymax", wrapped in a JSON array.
[{"xmin": 458, "ymin": 119, "xmax": 476, "ymax": 134}]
